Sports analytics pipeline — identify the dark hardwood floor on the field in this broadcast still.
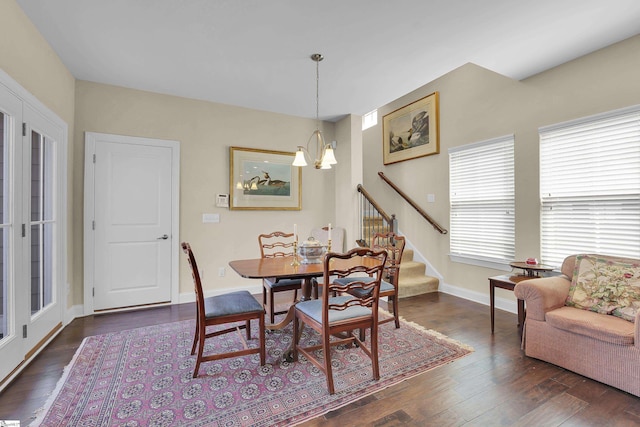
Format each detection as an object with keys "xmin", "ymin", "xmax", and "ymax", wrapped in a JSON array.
[{"xmin": 1, "ymin": 293, "xmax": 639, "ymax": 426}]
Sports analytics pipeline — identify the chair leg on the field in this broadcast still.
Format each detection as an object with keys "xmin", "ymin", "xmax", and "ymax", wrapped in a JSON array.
[
  {"xmin": 191, "ymin": 319, "xmax": 199, "ymax": 355},
  {"xmin": 258, "ymin": 314, "xmax": 266, "ymax": 365},
  {"xmin": 370, "ymin": 322, "xmax": 380, "ymax": 381},
  {"xmin": 262, "ymin": 284, "xmax": 267, "ymax": 306},
  {"xmin": 245, "ymin": 319, "xmax": 252, "ymax": 341},
  {"xmin": 269, "ymin": 290, "xmax": 276, "ymax": 323},
  {"xmin": 391, "ymin": 296, "xmax": 400, "ymax": 329},
  {"xmin": 292, "ymin": 288, "xmax": 298, "ymax": 302},
  {"xmin": 292, "ymin": 315, "xmax": 300, "ymax": 362},
  {"xmin": 323, "ymin": 327, "xmax": 335, "ymax": 394},
  {"xmin": 193, "ymin": 319, "xmax": 207, "ymax": 378}
]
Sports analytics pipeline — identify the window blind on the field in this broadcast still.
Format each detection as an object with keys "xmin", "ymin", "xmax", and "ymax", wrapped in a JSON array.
[
  {"xmin": 539, "ymin": 105, "xmax": 640, "ymax": 268},
  {"xmin": 449, "ymin": 135, "xmax": 515, "ymax": 266}
]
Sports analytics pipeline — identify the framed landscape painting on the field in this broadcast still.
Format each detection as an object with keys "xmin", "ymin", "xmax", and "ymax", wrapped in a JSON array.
[
  {"xmin": 229, "ymin": 146, "xmax": 302, "ymax": 210},
  {"xmin": 383, "ymin": 92, "xmax": 440, "ymax": 165}
]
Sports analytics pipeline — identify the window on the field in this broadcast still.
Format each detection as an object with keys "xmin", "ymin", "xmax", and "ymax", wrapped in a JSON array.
[
  {"xmin": 30, "ymin": 130, "xmax": 55, "ymax": 314},
  {"xmin": 540, "ymin": 106, "xmax": 640, "ymax": 268},
  {"xmin": 449, "ymin": 135, "xmax": 515, "ymax": 268},
  {"xmin": 362, "ymin": 110, "xmax": 377, "ymax": 130}
]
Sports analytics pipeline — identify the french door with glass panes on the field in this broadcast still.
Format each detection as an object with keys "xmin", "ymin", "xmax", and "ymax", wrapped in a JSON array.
[{"xmin": 0, "ymin": 79, "xmax": 65, "ymax": 383}]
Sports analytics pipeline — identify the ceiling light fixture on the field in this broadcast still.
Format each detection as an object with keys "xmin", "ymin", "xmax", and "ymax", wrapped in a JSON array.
[{"xmin": 292, "ymin": 53, "xmax": 337, "ymax": 170}]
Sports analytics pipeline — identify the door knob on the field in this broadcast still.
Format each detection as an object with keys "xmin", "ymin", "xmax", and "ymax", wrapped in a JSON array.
[{"xmin": 157, "ymin": 234, "xmax": 169, "ymax": 240}]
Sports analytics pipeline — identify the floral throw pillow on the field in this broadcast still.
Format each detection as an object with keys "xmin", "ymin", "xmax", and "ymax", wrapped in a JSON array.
[{"xmin": 566, "ymin": 254, "xmax": 640, "ymax": 322}]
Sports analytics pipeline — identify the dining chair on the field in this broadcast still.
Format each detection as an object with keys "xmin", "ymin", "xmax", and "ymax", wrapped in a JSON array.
[
  {"xmin": 336, "ymin": 232, "xmax": 404, "ymax": 342},
  {"xmin": 292, "ymin": 247, "xmax": 387, "ymax": 395},
  {"xmin": 181, "ymin": 242, "xmax": 265, "ymax": 378},
  {"xmin": 258, "ymin": 231, "xmax": 304, "ymax": 323},
  {"xmin": 367, "ymin": 231, "xmax": 405, "ymax": 328}
]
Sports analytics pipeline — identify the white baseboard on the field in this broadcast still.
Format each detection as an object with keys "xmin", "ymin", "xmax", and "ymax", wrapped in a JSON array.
[
  {"xmin": 65, "ymin": 304, "xmax": 84, "ymax": 325},
  {"xmin": 0, "ymin": 305, "xmax": 79, "ymax": 394},
  {"xmin": 439, "ymin": 281, "xmax": 517, "ymax": 314}
]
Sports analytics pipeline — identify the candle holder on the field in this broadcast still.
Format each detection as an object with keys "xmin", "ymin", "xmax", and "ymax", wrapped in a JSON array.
[
  {"xmin": 291, "ymin": 240, "xmax": 301, "ymax": 266},
  {"xmin": 327, "ymin": 238, "xmax": 332, "ymax": 252}
]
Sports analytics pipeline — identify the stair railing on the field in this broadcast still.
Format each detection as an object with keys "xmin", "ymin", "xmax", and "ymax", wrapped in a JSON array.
[
  {"xmin": 356, "ymin": 184, "xmax": 397, "ymax": 247},
  {"xmin": 378, "ymin": 172, "xmax": 448, "ymax": 235}
]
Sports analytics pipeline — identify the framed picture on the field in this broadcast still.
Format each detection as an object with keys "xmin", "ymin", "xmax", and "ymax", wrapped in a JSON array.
[
  {"xmin": 229, "ymin": 146, "xmax": 302, "ymax": 210},
  {"xmin": 383, "ymin": 91, "xmax": 440, "ymax": 165}
]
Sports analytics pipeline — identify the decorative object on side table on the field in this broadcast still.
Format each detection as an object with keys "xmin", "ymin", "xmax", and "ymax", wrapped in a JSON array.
[{"xmin": 510, "ymin": 261, "xmax": 555, "ymax": 277}]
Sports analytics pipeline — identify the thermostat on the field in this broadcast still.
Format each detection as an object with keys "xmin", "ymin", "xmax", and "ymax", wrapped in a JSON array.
[{"xmin": 216, "ymin": 194, "xmax": 229, "ymax": 208}]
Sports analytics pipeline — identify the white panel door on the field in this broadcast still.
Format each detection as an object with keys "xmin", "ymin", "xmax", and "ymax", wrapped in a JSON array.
[
  {"xmin": 0, "ymin": 77, "xmax": 66, "ymax": 384},
  {"xmin": 0, "ymin": 83, "xmax": 25, "ymax": 381},
  {"xmin": 22, "ymin": 104, "xmax": 65, "ymax": 351},
  {"xmin": 92, "ymin": 135, "xmax": 174, "ymax": 310}
]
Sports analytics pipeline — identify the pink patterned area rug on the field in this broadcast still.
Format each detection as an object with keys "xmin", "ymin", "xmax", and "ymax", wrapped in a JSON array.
[{"xmin": 32, "ymin": 317, "xmax": 473, "ymax": 426}]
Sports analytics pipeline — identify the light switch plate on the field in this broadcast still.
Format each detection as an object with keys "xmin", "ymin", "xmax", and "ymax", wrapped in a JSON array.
[{"xmin": 202, "ymin": 213, "xmax": 220, "ymax": 223}]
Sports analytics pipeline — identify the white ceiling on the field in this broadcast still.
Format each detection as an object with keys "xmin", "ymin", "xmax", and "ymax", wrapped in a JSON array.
[{"xmin": 15, "ymin": 0, "xmax": 640, "ymax": 121}]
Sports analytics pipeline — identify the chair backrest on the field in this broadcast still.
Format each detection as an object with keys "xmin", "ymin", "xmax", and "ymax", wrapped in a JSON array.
[
  {"xmin": 181, "ymin": 242, "xmax": 206, "ymax": 316},
  {"xmin": 371, "ymin": 231, "xmax": 405, "ymax": 286},
  {"xmin": 258, "ymin": 231, "xmax": 297, "ymax": 259},
  {"xmin": 323, "ymin": 247, "xmax": 387, "ymax": 319},
  {"xmin": 310, "ymin": 226, "xmax": 345, "ymax": 252}
]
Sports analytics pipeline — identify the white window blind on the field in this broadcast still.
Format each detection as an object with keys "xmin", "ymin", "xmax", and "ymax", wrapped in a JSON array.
[
  {"xmin": 540, "ymin": 105, "xmax": 640, "ymax": 268},
  {"xmin": 449, "ymin": 135, "xmax": 515, "ymax": 267}
]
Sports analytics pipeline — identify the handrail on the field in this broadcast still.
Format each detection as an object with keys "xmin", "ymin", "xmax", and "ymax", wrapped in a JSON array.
[
  {"xmin": 356, "ymin": 184, "xmax": 396, "ymax": 247},
  {"xmin": 357, "ymin": 184, "xmax": 393, "ymax": 224},
  {"xmin": 378, "ymin": 172, "xmax": 448, "ymax": 235}
]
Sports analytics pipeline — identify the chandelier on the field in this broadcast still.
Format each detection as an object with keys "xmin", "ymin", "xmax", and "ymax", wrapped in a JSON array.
[{"xmin": 292, "ymin": 54, "xmax": 337, "ymax": 169}]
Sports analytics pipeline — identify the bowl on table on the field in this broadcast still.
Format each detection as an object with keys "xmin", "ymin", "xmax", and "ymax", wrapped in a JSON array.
[{"xmin": 298, "ymin": 237, "xmax": 327, "ymax": 264}]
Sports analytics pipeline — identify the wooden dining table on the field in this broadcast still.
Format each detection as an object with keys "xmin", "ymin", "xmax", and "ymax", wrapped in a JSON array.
[
  {"xmin": 228, "ymin": 256, "xmax": 326, "ymax": 330},
  {"xmin": 229, "ymin": 254, "xmax": 384, "ymax": 361},
  {"xmin": 228, "ymin": 255, "xmax": 383, "ymax": 329}
]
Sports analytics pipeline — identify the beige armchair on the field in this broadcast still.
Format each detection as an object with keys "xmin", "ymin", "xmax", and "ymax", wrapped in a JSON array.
[{"xmin": 514, "ymin": 254, "xmax": 640, "ymax": 397}]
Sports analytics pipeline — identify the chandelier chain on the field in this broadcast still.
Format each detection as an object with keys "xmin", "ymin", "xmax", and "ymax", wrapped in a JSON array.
[{"xmin": 316, "ymin": 57, "xmax": 319, "ymax": 130}]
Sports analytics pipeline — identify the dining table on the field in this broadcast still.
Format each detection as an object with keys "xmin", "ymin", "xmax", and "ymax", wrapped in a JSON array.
[
  {"xmin": 229, "ymin": 254, "xmax": 383, "ymax": 325},
  {"xmin": 229, "ymin": 254, "xmax": 384, "ymax": 361},
  {"xmin": 228, "ymin": 256, "xmax": 326, "ymax": 331}
]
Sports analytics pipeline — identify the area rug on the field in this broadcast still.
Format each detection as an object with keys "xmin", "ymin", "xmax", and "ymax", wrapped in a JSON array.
[{"xmin": 32, "ymin": 316, "xmax": 473, "ymax": 426}]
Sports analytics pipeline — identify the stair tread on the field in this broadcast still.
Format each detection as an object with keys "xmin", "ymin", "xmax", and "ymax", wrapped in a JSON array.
[
  {"xmin": 399, "ymin": 276, "xmax": 438, "ymax": 286},
  {"xmin": 399, "ymin": 260, "xmax": 426, "ymax": 270}
]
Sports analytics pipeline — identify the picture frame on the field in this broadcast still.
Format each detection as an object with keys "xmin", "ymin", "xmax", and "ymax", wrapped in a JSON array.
[
  {"xmin": 382, "ymin": 91, "xmax": 440, "ymax": 165},
  {"xmin": 229, "ymin": 146, "xmax": 302, "ymax": 210}
]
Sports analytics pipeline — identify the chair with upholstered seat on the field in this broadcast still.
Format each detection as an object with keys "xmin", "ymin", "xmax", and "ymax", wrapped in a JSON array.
[
  {"xmin": 338, "ymin": 232, "xmax": 405, "ymax": 341},
  {"xmin": 292, "ymin": 247, "xmax": 387, "ymax": 394},
  {"xmin": 182, "ymin": 242, "xmax": 265, "ymax": 378},
  {"xmin": 258, "ymin": 231, "xmax": 303, "ymax": 323},
  {"xmin": 369, "ymin": 231, "xmax": 405, "ymax": 328}
]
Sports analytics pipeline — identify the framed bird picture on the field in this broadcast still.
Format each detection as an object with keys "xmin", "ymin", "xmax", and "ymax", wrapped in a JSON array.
[
  {"xmin": 382, "ymin": 92, "xmax": 439, "ymax": 165},
  {"xmin": 229, "ymin": 146, "xmax": 302, "ymax": 210}
]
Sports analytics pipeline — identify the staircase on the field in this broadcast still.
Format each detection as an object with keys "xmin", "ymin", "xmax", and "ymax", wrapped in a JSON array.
[
  {"xmin": 360, "ymin": 215, "xmax": 439, "ymax": 298},
  {"xmin": 398, "ymin": 248, "xmax": 439, "ymax": 298}
]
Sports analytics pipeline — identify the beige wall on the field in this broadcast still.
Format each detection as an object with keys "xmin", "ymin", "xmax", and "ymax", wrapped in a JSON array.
[
  {"xmin": 0, "ymin": 0, "xmax": 76, "ymax": 307},
  {"xmin": 3, "ymin": 0, "xmax": 640, "ymax": 309},
  {"xmin": 363, "ymin": 34, "xmax": 640, "ymax": 302},
  {"xmin": 74, "ymin": 81, "xmax": 336, "ymax": 300}
]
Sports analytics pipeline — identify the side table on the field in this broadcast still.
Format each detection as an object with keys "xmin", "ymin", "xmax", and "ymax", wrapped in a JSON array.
[{"xmin": 489, "ymin": 275, "xmax": 530, "ymax": 335}]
